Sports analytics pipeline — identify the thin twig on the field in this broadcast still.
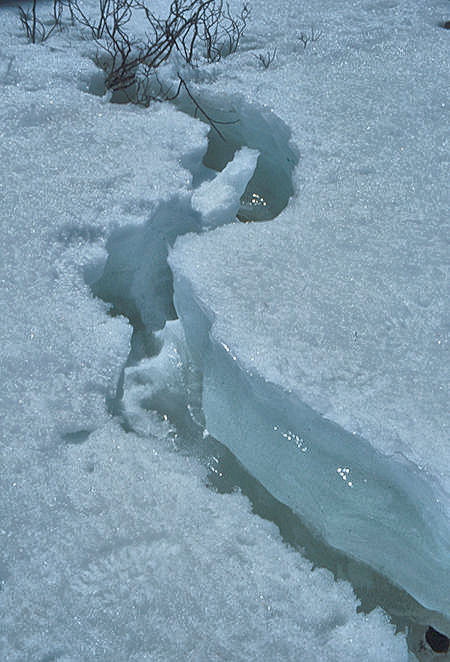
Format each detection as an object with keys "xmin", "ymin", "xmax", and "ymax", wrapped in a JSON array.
[{"xmin": 177, "ymin": 74, "xmax": 238, "ymax": 141}]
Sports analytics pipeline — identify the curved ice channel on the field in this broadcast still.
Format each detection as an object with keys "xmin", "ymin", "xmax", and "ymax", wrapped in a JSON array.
[
  {"xmin": 93, "ymin": 88, "xmax": 298, "ymax": 333},
  {"xmin": 92, "ymin": 93, "xmax": 449, "ymax": 647}
]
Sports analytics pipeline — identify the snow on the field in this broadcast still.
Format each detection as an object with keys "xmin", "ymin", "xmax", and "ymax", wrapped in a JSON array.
[
  {"xmin": 192, "ymin": 147, "xmax": 259, "ymax": 228},
  {"xmin": 0, "ymin": 0, "xmax": 448, "ymax": 658},
  {"xmin": 168, "ymin": 0, "xmax": 450, "ymax": 627},
  {"xmin": 169, "ymin": 0, "xmax": 450, "ymax": 622},
  {"xmin": 1, "ymin": 417, "xmax": 407, "ymax": 662}
]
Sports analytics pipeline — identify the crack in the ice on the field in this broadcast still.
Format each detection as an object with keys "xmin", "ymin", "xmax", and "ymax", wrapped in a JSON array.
[{"xmin": 85, "ymin": 89, "xmax": 449, "ymax": 657}]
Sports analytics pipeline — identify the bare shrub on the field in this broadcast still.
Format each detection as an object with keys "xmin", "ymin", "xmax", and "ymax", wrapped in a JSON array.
[
  {"xmin": 253, "ymin": 47, "xmax": 276, "ymax": 69},
  {"xmin": 68, "ymin": 0, "xmax": 134, "ymax": 40},
  {"xmin": 18, "ymin": 0, "xmax": 64, "ymax": 43},
  {"xmin": 17, "ymin": 0, "xmax": 248, "ymax": 136},
  {"xmin": 77, "ymin": 0, "xmax": 250, "ymax": 93},
  {"xmin": 18, "ymin": 0, "xmax": 249, "ymax": 84},
  {"xmin": 297, "ymin": 26, "xmax": 322, "ymax": 49},
  {"xmin": 198, "ymin": 0, "xmax": 250, "ymax": 63}
]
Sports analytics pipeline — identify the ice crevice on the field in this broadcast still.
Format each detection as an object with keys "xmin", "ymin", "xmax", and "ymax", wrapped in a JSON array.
[
  {"xmin": 92, "ymin": 86, "xmax": 299, "ymax": 356},
  {"xmin": 169, "ymin": 264, "xmax": 450, "ymax": 628},
  {"xmin": 90, "ymin": 91, "xmax": 449, "ymax": 650},
  {"xmin": 173, "ymin": 87, "xmax": 299, "ymax": 222},
  {"xmin": 108, "ymin": 75, "xmax": 300, "ymax": 222},
  {"xmin": 91, "ymin": 90, "xmax": 286, "ymax": 405}
]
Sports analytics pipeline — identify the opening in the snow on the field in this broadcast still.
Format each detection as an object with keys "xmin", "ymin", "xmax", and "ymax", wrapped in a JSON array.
[
  {"xmin": 425, "ymin": 626, "xmax": 449, "ymax": 654},
  {"xmin": 88, "ymin": 62, "xmax": 299, "ymax": 224},
  {"xmin": 174, "ymin": 90, "xmax": 299, "ymax": 221}
]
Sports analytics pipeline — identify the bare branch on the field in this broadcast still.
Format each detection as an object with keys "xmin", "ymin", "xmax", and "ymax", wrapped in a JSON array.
[
  {"xmin": 18, "ymin": 0, "xmax": 64, "ymax": 43},
  {"xmin": 177, "ymin": 74, "xmax": 239, "ymax": 141},
  {"xmin": 254, "ymin": 47, "xmax": 276, "ymax": 69},
  {"xmin": 297, "ymin": 26, "xmax": 322, "ymax": 49},
  {"xmin": 18, "ymin": 0, "xmax": 250, "ymax": 123}
]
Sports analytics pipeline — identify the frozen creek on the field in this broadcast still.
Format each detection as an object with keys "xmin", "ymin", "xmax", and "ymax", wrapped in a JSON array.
[
  {"xmin": 2, "ymin": 0, "xmax": 448, "ymax": 657},
  {"xmin": 92, "ymin": 89, "xmax": 449, "ymax": 655}
]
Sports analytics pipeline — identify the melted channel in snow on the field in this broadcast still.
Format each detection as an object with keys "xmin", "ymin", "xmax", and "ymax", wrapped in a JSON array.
[
  {"xmin": 91, "ymin": 91, "xmax": 448, "ymax": 656},
  {"xmin": 2, "ymin": 0, "xmax": 447, "ymax": 658},
  {"xmin": 176, "ymin": 89, "xmax": 299, "ymax": 222},
  {"xmin": 168, "ymin": 256, "xmax": 450, "ymax": 623}
]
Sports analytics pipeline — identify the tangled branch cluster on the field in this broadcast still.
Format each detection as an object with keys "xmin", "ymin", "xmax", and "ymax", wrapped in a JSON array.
[
  {"xmin": 18, "ymin": 0, "xmax": 249, "ymax": 136},
  {"xmin": 18, "ymin": 0, "xmax": 249, "ymax": 89},
  {"xmin": 91, "ymin": 0, "xmax": 249, "ymax": 92}
]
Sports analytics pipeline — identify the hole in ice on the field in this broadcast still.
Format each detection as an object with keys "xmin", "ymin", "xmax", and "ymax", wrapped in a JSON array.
[
  {"xmin": 425, "ymin": 626, "xmax": 449, "ymax": 654},
  {"xmin": 89, "ymin": 198, "xmax": 201, "ymax": 414},
  {"xmin": 90, "ymin": 197, "xmax": 201, "ymax": 335},
  {"xmin": 173, "ymin": 90, "xmax": 299, "ymax": 222},
  {"xmin": 85, "ymin": 75, "xmax": 450, "ymax": 658},
  {"xmin": 82, "ymin": 52, "xmax": 450, "ymax": 662},
  {"xmin": 88, "ymin": 90, "xmax": 297, "ymax": 367}
]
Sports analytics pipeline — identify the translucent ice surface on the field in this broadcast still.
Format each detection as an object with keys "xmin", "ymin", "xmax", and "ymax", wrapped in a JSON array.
[
  {"xmin": 168, "ymin": 0, "xmax": 450, "ymax": 627},
  {"xmin": 170, "ymin": 204, "xmax": 450, "ymax": 619}
]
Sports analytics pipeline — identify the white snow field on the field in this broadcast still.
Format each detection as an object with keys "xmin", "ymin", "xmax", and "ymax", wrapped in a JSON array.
[{"xmin": 0, "ymin": 0, "xmax": 448, "ymax": 660}]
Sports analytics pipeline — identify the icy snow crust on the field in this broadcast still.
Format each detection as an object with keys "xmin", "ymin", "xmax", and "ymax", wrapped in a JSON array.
[
  {"xmin": 171, "ymin": 223, "xmax": 450, "ymax": 616},
  {"xmin": 0, "ymin": 3, "xmax": 409, "ymax": 661},
  {"xmin": 169, "ymin": 0, "xmax": 450, "ymax": 620}
]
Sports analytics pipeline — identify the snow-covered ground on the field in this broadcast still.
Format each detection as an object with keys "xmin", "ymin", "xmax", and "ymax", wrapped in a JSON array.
[{"xmin": 1, "ymin": 0, "xmax": 449, "ymax": 660}]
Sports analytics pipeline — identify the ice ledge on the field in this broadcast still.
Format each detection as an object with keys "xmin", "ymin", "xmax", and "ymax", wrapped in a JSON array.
[{"xmin": 169, "ymin": 251, "xmax": 450, "ymax": 621}]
